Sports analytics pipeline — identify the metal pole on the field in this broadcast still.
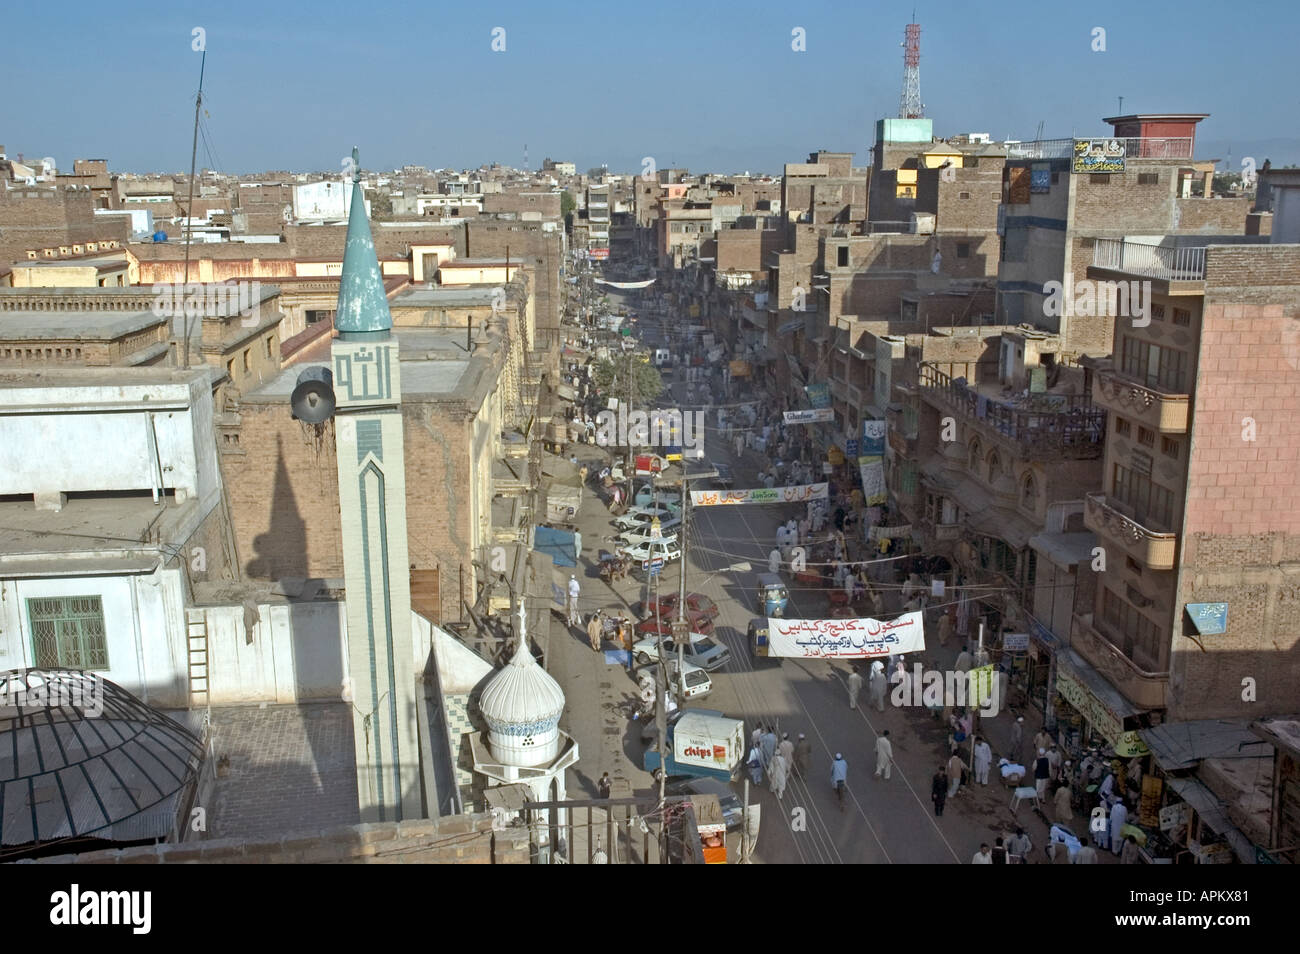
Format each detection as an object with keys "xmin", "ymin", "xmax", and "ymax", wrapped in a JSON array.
[
  {"xmin": 180, "ymin": 49, "xmax": 206, "ymax": 370},
  {"xmin": 741, "ymin": 777, "xmax": 750, "ymax": 864},
  {"xmin": 677, "ymin": 468, "xmax": 689, "ymax": 676}
]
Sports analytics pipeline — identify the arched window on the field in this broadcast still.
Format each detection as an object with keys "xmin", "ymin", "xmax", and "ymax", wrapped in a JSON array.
[
  {"xmin": 967, "ymin": 437, "xmax": 982, "ymax": 473},
  {"xmin": 1022, "ymin": 472, "xmax": 1037, "ymax": 508},
  {"xmin": 987, "ymin": 450, "xmax": 1001, "ymax": 483}
]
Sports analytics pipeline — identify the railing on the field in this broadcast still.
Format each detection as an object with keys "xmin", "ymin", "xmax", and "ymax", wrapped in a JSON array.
[
  {"xmin": 1083, "ymin": 492, "xmax": 1177, "ymax": 570},
  {"xmin": 1071, "ymin": 612, "xmax": 1169, "ymax": 710},
  {"xmin": 918, "ymin": 362, "xmax": 1105, "ymax": 457},
  {"xmin": 1092, "ymin": 238, "xmax": 1206, "ymax": 280},
  {"xmin": 1093, "ymin": 368, "xmax": 1189, "ymax": 432},
  {"xmin": 1005, "ymin": 137, "xmax": 1193, "ymax": 160}
]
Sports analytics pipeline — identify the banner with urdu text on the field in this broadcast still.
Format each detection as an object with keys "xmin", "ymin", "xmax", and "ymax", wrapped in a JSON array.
[
  {"xmin": 690, "ymin": 483, "xmax": 828, "ymax": 506},
  {"xmin": 765, "ymin": 612, "xmax": 926, "ymax": 659}
]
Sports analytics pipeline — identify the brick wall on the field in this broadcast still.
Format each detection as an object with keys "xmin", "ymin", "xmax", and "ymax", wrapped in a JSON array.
[
  {"xmin": 20, "ymin": 815, "xmax": 530, "ymax": 864},
  {"xmin": 482, "ymin": 192, "xmax": 561, "ymax": 219},
  {"xmin": 1175, "ymin": 197, "xmax": 1250, "ymax": 232}
]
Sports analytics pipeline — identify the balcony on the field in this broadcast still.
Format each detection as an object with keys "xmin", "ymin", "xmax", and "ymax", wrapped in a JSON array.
[
  {"xmin": 918, "ymin": 362, "xmax": 1105, "ymax": 459},
  {"xmin": 1083, "ymin": 492, "xmax": 1177, "ymax": 570},
  {"xmin": 1071, "ymin": 612, "xmax": 1169, "ymax": 710},
  {"xmin": 1093, "ymin": 368, "xmax": 1189, "ymax": 434},
  {"xmin": 1005, "ymin": 137, "xmax": 1192, "ymax": 161},
  {"xmin": 1091, "ymin": 239, "xmax": 1205, "ymax": 281}
]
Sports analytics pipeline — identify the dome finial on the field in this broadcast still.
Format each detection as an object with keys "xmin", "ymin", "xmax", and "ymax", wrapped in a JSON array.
[{"xmin": 512, "ymin": 602, "xmax": 531, "ymax": 664}]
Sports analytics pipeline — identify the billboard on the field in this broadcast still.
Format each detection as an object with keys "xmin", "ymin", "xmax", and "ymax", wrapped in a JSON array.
[
  {"xmin": 1072, "ymin": 139, "xmax": 1126, "ymax": 174},
  {"xmin": 690, "ymin": 483, "xmax": 828, "ymax": 506},
  {"xmin": 784, "ymin": 409, "xmax": 834, "ymax": 424},
  {"xmin": 765, "ymin": 612, "xmax": 927, "ymax": 659},
  {"xmin": 805, "ymin": 383, "xmax": 831, "ymax": 409},
  {"xmin": 588, "ymin": 247, "xmax": 610, "ymax": 260}
]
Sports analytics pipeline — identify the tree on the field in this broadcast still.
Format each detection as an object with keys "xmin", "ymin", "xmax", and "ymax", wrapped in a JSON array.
[
  {"xmin": 365, "ymin": 189, "xmax": 393, "ymax": 221},
  {"xmin": 560, "ymin": 190, "xmax": 576, "ymax": 219},
  {"xmin": 592, "ymin": 355, "xmax": 663, "ymax": 406}
]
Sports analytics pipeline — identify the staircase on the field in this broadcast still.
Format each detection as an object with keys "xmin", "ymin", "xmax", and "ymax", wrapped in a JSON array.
[{"xmin": 186, "ymin": 609, "xmax": 211, "ymax": 711}]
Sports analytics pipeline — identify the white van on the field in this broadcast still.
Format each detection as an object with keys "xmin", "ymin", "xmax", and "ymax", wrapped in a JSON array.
[{"xmin": 653, "ymin": 348, "xmax": 672, "ymax": 368}]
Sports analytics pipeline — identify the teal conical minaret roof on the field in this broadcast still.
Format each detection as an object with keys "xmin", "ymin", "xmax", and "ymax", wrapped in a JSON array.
[{"xmin": 335, "ymin": 147, "xmax": 393, "ymax": 336}]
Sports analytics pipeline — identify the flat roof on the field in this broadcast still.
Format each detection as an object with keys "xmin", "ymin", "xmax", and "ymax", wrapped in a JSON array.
[
  {"xmin": 0, "ymin": 309, "xmax": 165, "ymax": 340},
  {"xmin": 248, "ymin": 351, "xmax": 474, "ymax": 402},
  {"xmin": 0, "ymin": 495, "xmax": 201, "ymax": 562},
  {"xmin": 392, "ymin": 287, "xmax": 499, "ymax": 307}
]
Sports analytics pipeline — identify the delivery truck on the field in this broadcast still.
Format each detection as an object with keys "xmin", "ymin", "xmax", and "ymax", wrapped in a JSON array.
[{"xmin": 643, "ymin": 708, "xmax": 746, "ymax": 784}]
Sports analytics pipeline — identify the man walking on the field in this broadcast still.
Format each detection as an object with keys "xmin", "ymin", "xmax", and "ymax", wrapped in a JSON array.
[
  {"xmin": 973, "ymin": 735, "xmax": 992, "ymax": 785},
  {"xmin": 567, "ymin": 575, "xmax": 582, "ymax": 626},
  {"xmin": 1010, "ymin": 716, "xmax": 1025, "ymax": 764},
  {"xmin": 1073, "ymin": 835, "xmax": 1098, "ymax": 864},
  {"xmin": 1034, "ymin": 748, "xmax": 1051, "ymax": 800},
  {"xmin": 869, "ymin": 660, "xmax": 887, "ymax": 712},
  {"xmin": 937, "ymin": 611, "xmax": 953, "ymax": 647},
  {"xmin": 1109, "ymin": 798, "xmax": 1129, "ymax": 855},
  {"xmin": 954, "ymin": 644, "xmax": 972, "ymax": 674},
  {"xmin": 1047, "ymin": 744, "xmax": 1063, "ymax": 783},
  {"xmin": 778, "ymin": 732, "xmax": 794, "ymax": 769},
  {"xmin": 587, "ymin": 611, "xmax": 604, "ymax": 652},
  {"xmin": 1008, "ymin": 827, "xmax": 1033, "ymax": 864},
  {"xmin": 931, "ymin": 765, "xmax": 948, "ymax": 816},
  {"xmin": 794, "ymin": 733, "xmax": 811, "ymax": 776},
  {"xmin": 769, "ymin": 749, "xmax": 789, "ymax": 800},
  {"xmin": 874, "ymin": 730, "xmax": 894, "ymax": 780},
  {"xmin": 769, "ymin": 548, "xmax": 781, "ymax": 574},
  {"xmin": 847, "ymin": 667, "xmax": 864, "ymax": 709},
  {"xmin": 971, "ymin": 843, "xmax": 993, "ymax": 864},
  {"xmin": 947, "ymin": 749, "xmax": 964, "ymax": 798},
  {"xmin": 597, "ymin": 772, "xmax": 612, "ymax": 799},
  {"xmin": 760, "ymin": 725, "xmax": 777, "ymax": 770}
]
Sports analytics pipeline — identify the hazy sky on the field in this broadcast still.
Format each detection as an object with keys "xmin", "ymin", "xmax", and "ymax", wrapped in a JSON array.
[{"xmin": 4, "ymin": 0, "xmax": 1295, "ymax": 176}]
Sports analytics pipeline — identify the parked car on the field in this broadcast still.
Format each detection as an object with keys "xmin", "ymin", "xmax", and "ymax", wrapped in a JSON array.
[
  {"xmin": 633, "ymin": 632, "xmax": 731, "ymax": 671},
  {"xmin": 637, "ymin": 613, "xmax": 715, "ymax": 638},
  {"xmin": 665, "ymin": 777, "xmax": 745, "ymax": 832},
  {"xmin": 617, "ymin": 526, "xmax": 680, "ymax": 548},
  {"xmin": 614, "ymin": 503, "xmax": 680, "ymax": 531},
  {"xmin": 664, "ymin": 657, "xmax": 712, "ymax": 700},
  {"xmin": 620, "ymin": 539, "xmax": 682, "ymax": 569},
  {"xmin": 644, "ymin": 592, "xmax": 720, "ymax": 621}
]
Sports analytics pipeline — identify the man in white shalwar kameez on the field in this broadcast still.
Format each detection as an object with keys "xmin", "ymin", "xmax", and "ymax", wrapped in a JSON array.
[
  {"xmin": 973, "ymin": 736, "xmax": 992, "ymax": 785},
  {"xmin": 869, "ymin": 660, "xmax": 888, "ymax": 712},
  {"xmin": 769, "ymin": 750, "xmax": 789, "ymax": 799},
  {"xmin": 1109, "ymin": 799, "xmax": 1129, "ymax": 855}
]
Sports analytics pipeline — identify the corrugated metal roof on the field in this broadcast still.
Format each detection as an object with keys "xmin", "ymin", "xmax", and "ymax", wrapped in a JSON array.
[{"xmin": 1139, "ymin": 720, "xmax": 1265, "ymax": 772}]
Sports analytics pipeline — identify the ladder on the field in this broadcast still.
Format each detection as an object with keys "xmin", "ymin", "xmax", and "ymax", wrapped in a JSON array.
[{"xmin": 186, "ymin": 609, "xmax": 211, "ymax": 712}]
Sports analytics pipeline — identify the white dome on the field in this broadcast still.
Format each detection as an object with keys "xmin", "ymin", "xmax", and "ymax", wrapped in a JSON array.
[{"xmin": 479, "ymin": 628, "xmax": 566, "ymax": 767}]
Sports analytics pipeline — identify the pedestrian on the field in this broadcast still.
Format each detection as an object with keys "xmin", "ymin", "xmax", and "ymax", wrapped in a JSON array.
[
  {"xmin": 847, "ymin": 668, "xmax": 864, "ymax": 709},
  {"xmin": 1073, "ymin": 835, "xmax": 1098, "ymax": 864},
  {"xmin": 971, "ymin": 843, "xmax": 993, "ymax": 864},
  {"xmin": 779, "ymin": 732, "xmax": 794, "ymax": 769},
  {"xmin": 1054, "ymin": 779, "xmax": 1074, "ymax": 824},
  {"xmin": 874, "ymin": 730, "xmax": 894, "ymax": 780},
  {"xmin": 751, "ymin": 725, "xmax": 762, "ymax": 748},
  {"xmin": 868, "ymin": 660, "xmax": 887, "ymax": 712},
  {"xmin": 954, "ymin": 644, "xmax": 972, "ymax": 673},
  {"xmin": 1047, "ymin": 744, "xmax": 1062, "ymax": 782},
  {"xmin": 1010, "ymin": 716, "xmax": 1024, "ymax": 763},
  {"xmin": 1034, "ymin": 748, "xmax": 1051, "ymax": 799},
  {"xmin": 587, "ymin": 611, "xmax": 604, "ymax": 652},
  {"xmin": 1034, "ymin": 728, "xmax": 1052, "ymax": 755},
  {"xmin": 947, "ymin": 749, "xmax": 964, "ymax": 798},
  {"xmin": 938, "ymin": 611, "xmax": 953, "ymax": 647},
  {"xmin": 991, "ymin": 837, "xmax": 1008, "ymax": 864},
  {"xmin": 931, "ymin": 765, "xmax": 948, "ymax": 816},
  {"xmin": 734, "ymin": 433, "xmax": 744, "ymax": 457},
  {"xmin": 597, "ymin": 772, "xmax": 612, "ymax": 799},
  {"xmin": 760, "ymin": 725, "xmax": 777, "ymax": 769},
  {"xmin": 567, "ymin": 575, "xmax": 582, "ymax": 626},
  {"xmin": 794, "ymin": 733, "xmax": 811, "ymax": 775},
  {"xmin": 747, "ymin": 742, "xmax": 764, "ymax": 785},
  {"xmin": 769, "ymin": 547, "xmax": 781, "ymax": 575},
  {"xmin": 1109, "ymin": 798, "xmax": 1129, "ymax": 855},
  {"xmin": 830, "ymin": 752, "xmax": 848, "ymax": 795},
  {"xmin": 769, "ymin": 750, "xmax": 789, "ymax": 799},
  {"xmin": 1008, "ymin": 827, "xmax": 1033, "ymax": 863},
  {"xmin": 1120, "ymin": 834, "xmax": 1140, "ymax": 865},
  {"xmin": 973, "ymin": 735, "xmax": 992, "ymax": 785}
]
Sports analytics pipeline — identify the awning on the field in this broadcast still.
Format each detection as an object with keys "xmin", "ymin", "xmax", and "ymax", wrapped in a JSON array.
[
  {"xmin": 534, "ymin": 526, "xmax": 576, "ymax": 568},
  {"xmin": 1164, "ymin": 776, "xmax": 1257, "ymax": 865},
  {"xmin": 1029, "ymin": 531, "xmax": 1098, "ymax": 569},
  {"xmin": 555, "ymin": 383, "xmax": 577, "ymax": 402},
  {"xmin": 1055, "ymin": 647, "xmax": 1148, "ymax": 755},
  {"xmin": 1139, "ymin": 720, "xmax": 1265, "ymax": 773},
  {"xmin": 966, "ymin": 505, "xmax": 1035, "ymax": 551},
  {"xmin": 0, "ymin": 556, "xmax": 161, "ymax": 579}
]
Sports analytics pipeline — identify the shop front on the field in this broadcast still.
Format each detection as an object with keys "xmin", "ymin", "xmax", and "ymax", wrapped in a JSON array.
[{"xmin": 1053, "ymin": 652, "xmax": 1151, "ymax": 761}]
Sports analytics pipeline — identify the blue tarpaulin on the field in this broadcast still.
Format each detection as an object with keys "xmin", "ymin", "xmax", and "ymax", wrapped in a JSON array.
[{"xmin": 536, "ymin": 526, "xmax": 576, "ymax": 567}]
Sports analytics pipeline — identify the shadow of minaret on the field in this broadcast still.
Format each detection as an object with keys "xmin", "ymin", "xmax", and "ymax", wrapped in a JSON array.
[{"xmin": 246, "ymin": 432, "xmax": 309, "ymax": 581}]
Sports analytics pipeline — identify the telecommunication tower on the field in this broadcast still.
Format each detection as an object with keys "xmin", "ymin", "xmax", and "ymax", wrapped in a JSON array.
[{"xmin": 900, "ymin": 22, "xmax": 923, "ymax": 119}]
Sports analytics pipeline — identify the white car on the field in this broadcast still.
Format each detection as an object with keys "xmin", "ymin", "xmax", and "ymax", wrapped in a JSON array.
[
  {"xmin": 633, "ymin": 632, "xmax": 732, "ymax": 672},
  {"xmin": 614, "ymin": 503, "xmax": 680, "ymax": 530},
  {"xmin": 617, "ymin": 526, "xmax": 680, "ymax": 548},
  {"xmin": 620, "ymin": 539, "xmax": 682, "ymax": 568}
]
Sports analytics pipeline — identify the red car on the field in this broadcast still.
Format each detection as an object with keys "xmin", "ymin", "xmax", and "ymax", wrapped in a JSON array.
[
  {"xmin": 642, "ymin": 592, "xmax": 720, "ymax": 621},
  {"xmin": 636, "ymin": 614, "xmax": 716, "ymax": 637}
]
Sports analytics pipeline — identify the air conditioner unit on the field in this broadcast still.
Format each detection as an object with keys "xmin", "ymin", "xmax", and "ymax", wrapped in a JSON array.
[{"xmin": 910, "ymin": 212, "xmax": 935, "ymax": 235}]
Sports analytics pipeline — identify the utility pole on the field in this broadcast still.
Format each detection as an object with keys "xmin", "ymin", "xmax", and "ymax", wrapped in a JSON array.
[{"xmin": 180, "ymin": 48, "xmax": 206, "ymax": 370}]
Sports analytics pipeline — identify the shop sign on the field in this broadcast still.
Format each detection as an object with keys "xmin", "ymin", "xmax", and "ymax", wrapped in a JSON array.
[
  {"xmin": 1002, "ymin": 632, "xmax": 1030, "ymax": 652},
  {"xmin": 1160, "ymin": 801, "xmax": 1190, "ymax": 832},
  {"xmin": 1055, "ymin": 670, "xmax": 1125, "ymax": 748}
]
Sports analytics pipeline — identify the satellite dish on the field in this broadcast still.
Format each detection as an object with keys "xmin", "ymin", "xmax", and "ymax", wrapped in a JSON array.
[{"xmin": 291, "ymin": 367, "xmax": 336, "ymax": 423}]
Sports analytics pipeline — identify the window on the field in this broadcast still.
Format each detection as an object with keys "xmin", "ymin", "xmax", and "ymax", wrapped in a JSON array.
[
  {"xmin": 957, "ymin": 243, "xmax": 970, "ymax": 258},
  {"xmin": 1137, "ymin": 426, "xmax": 1155, "ymax": 447},
  {"xmin": 968, "ymin": 437, "xmax": 983, "ymax": 473},
  {"xmin": 1121, "ymin": 337, "xmax": 1188, "ymax": 393},
  {"xmin": 264, "ymin": 336, "xmax": 274, "ymax": 359},
  {"xmin": 1051, "ymin": 172, "xmax": 1060, "ymax": 184},
  {"xmin": 1161, "ymin": 437, "xmax": 1180, "ymax": 459},
  {"xmin": 27, "ymin": 596, "xmax": 108, "ymax": 669},
  {"xmin": 1137, "ymin": 173, "xmax": 1160, "ymax": 185},
  {"xmin": 242, "ymin": 349, "xmax": 251, "ymax": 373},
  {"xmin": 1172, "ymin": 308, "xmax": 1191, "ymax": 327},
  {"xmin": 1115, "ymin": 417, "xmax": 1131, "ymax": 437},
  {"xmin": 1150, "ymin": 303, "xmax": 1165, "ymax": 322},
  {"xmin": 1090, "ymin": 174, "xmax": 1111, "ymax": 184},
  {"xmin": 1021, "ymin": 473, "xmax": 1037, "ymax": 508},
  {"xmin": 987, "ymin": 450, "xmax": 1001, "ymax": 483},
  {"xmin": 837, "ymin": 246, "xmax": 849, "ymax": 267},
  {"xmin": 226, "ymin": 359, "xmax": 236, "ymax": 379},
  {"xmin": 1113, "ymin": 464, "xmax": 1175, "ymax": 528},
  {"xmin": 1101, "ymin": 587, "xmax": 1160, "ymax": 663},
  {"xmin": 958, "ymin": 191, "xmax": 971, "ymax": 200}
]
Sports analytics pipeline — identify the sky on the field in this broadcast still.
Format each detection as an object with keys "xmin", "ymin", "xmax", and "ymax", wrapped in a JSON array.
[{"xmin": 3, "ymin": 0, "xmax": 1297, "ymax": 177}]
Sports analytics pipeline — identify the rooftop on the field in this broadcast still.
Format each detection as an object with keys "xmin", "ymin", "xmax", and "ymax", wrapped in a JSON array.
[
  {"xmin": 0, "ymin": 308, "xmax": 164, "ymax": 341},
  {"xmin": 0, "ymin": 494, "xmax": 201, "ymax": 565}
]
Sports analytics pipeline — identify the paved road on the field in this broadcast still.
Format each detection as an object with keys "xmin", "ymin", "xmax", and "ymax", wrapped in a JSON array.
[{"xmin": 551, "ymin": 283, "xmax": 1075, "ymax": 864}]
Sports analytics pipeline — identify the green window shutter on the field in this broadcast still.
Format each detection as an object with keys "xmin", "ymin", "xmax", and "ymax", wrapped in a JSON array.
[{"xmin": 27, "ymin": 596, "xmax": 108, "ymax": 670}]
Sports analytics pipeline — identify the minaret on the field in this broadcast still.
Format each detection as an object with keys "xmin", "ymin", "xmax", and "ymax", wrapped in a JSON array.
[{"xmin": 332, "ymin": 148, "xmax": 422, "ymax": 822}]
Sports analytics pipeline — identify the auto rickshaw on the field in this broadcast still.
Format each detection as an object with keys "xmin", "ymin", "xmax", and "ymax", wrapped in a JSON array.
[
  {"xmin": 756, "ymin": 573, "xmax": 789, "ymax": 618},
  {"xmin": 747, "ymin": 617, "xmax": 770, "ymax": 658}
]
